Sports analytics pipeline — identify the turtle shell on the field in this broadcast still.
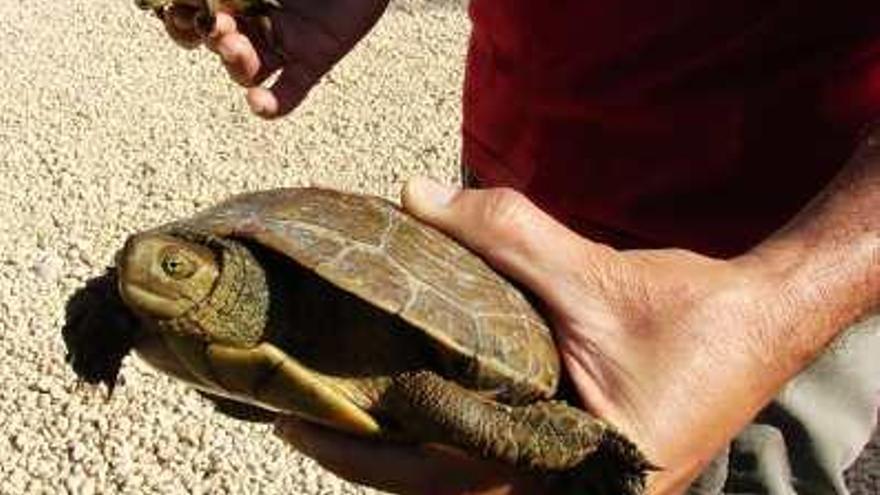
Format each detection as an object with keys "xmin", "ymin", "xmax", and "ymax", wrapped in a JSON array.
[{"xmin": 164, "ymin": 188, "xmax": 560, "ymax": 399}]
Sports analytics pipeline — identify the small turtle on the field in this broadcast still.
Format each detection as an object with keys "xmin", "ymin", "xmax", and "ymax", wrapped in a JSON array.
[
  {"xmin": 135, "ymin": 0, "xmax": 281, "ymax": 33},
  {"xmin": 63, "ymin": 188, "xmax": 650, "ymax": 494}
]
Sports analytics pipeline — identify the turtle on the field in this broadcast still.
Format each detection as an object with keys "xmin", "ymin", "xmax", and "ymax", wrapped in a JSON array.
[
  {"xmin": 134, "ymin": 0, "xmax": 281, "ymax": 35},
  {"xmin": 63, "ymin": 187, "xmax": 651, "ymax": 494}
]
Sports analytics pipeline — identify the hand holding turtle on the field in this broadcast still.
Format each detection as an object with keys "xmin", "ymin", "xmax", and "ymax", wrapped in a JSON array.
[
  {"xmin": 276, "ymin": 418, "xmax": 546, "ymax": 495},
  {"xmin": 275, "ymin": 177, "xmax": 813, "ymax": 494},
  {"xmin": 64, "ymin": 185, "xmax": 648, "ymax": 494},
  {"xmin": 157, "ymin": 0, "xmax": 389, "ymax": 118}
]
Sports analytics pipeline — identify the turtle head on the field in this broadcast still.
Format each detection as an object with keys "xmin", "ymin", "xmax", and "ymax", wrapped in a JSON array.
[
  {"xmin": 117, "ymin": 232, "xmax": 220, "ymax": 320},
  {"xmin": 116, "ymin": 230, "xmax": 270, "ymax": 347}
]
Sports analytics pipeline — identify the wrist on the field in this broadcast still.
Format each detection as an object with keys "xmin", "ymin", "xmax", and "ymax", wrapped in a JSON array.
[
  {"xmin": 583, "ymin": 251, "xmax": 800, "ymax": 492},
  {"xmin": 732, "ymin": 232, "xmax": 880, "ymax": 372}
]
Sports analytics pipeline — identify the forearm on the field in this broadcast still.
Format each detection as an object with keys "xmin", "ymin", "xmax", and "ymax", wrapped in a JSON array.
[
  {"xmin": 739, "ymin": 122, "xmax": 880, "ymax": 378},
  {"xmin": 643, "ymin": 125, "xmax": 880, "ymax": 494}
]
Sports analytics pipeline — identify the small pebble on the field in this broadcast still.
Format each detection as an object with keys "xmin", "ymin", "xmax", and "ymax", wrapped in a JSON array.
[
  {"xmin": 69, "ymin": 442, "xmax": 87, "ymax": 463},
  {"xmin": 0, "ymin": 1, "xmax": 465, "ymax": 493},
  {"xmin": 32, "ymin": 251, "xmax": 64, "ymax": 282}
]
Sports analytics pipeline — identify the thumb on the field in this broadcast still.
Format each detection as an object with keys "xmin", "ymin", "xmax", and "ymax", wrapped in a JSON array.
[{"xmin": 401, "ymin": 177, "xmax": 617, "ymax": 312}]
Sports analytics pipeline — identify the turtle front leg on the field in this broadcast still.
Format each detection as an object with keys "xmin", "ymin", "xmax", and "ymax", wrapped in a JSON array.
[{"xmin": 382, "ymin": 371, "xmax": 651, "ymax": 495}]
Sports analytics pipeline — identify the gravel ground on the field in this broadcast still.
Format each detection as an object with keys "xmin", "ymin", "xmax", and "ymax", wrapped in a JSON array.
[
  {"xmin": 0, "ymin": 0, "xmax": 467, "ymax": 493},
  {"xmin": 2, "ymin": 0, "xmax": 876, "ymax": 493}
]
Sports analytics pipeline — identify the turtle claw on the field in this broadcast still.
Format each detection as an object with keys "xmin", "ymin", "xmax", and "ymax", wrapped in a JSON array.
[
  {"xmin": 104, "ymin": 384, "xmax": 116, "ymax": 402},
  {"xmin": 72, "ymin": 378, "xmax": 119, "ymax": 406}
]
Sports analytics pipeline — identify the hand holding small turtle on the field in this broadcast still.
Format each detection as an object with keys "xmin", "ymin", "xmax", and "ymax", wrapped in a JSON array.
[
  {"xmin": 156, "ymin": 0, "xmax": 389, "ymax": 118},
  {"xmin": 274, "ymin": 177, "xmax": 810, "ymax": 494},
  {"xmin": 276, "ymin": 418, "xmax": 546, "ymax": 495},
  {"xmin": 63, "ymin": 186, "xmax": 650, "ymax": 494}
]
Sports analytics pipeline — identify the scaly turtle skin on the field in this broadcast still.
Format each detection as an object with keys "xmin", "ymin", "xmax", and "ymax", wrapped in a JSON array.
[{"xmin": 63, "ymin": 188, "xmax": 651, "ymax": 494}]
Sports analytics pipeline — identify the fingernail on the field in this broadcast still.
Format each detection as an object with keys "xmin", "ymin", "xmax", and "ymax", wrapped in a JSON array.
[
  {"xmin": 247, "ymin": 98, "xmax": 265, "ymax": 115},
  {"xmin": 408, "ymin": 177, "xmax": 457, "ymax": 209},
  {"xmin": 247, "ymin": 91, "xmax": 270, "ymax": 117}
]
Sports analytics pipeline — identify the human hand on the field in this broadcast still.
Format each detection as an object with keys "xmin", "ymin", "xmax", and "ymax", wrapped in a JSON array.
[
  {"xmin": 275, "ymin": 178, "xmax": 812, "ymax": 494},
  {"xmin": 275, "ymin": 418, "xmax": 546, "ymax": 495},
  {"xmin": 160, "ymin": 0, "xmax": 389, "ymax": 118}
]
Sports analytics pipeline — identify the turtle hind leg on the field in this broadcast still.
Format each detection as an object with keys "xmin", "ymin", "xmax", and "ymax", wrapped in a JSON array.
[
  {"xmin": 553, "ymin": 431, "xmax": 656, "ymax": 495},
  {"xmin": 382, "ymin": 371, "xmax": 651, "ymax": 495}
]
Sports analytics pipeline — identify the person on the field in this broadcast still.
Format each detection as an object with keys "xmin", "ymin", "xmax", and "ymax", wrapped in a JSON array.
[{"xmin": 159, "ymin": 2, "xmax": 879, "ymax": 493}]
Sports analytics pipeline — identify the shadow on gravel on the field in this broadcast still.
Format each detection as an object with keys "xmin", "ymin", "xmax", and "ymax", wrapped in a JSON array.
[{"xmin": 61, "ymin": 270, "xmax": 138, "ymax": 394}]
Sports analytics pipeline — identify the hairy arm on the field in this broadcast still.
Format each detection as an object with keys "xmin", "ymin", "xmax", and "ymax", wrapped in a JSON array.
[
  {"xmin": 636, "ymin": 123, "xmax": 880, "ymax": 492},
  {"xmin": 741, "ymin": 124, "xmax": 880, "ymax": 387},
  {"xmin": 639, "ymin": 124, "xmax": 880, "ymax": 492},
  {"xmin": 271, "ymin": 128, "xmax": 880, "ymax": 495},
  {"xmin": 400, "ymin": 125, "xmax": 880, "ymax": 493}
]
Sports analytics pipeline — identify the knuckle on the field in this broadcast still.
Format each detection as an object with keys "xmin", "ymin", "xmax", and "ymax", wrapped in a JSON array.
[
  {"xmin": 477, "ymin": 187, "xmax": 531, "ymax": 234},
  {"xmin": 465, "ymin": 187, "xmax": 539, "ymax": 258}
]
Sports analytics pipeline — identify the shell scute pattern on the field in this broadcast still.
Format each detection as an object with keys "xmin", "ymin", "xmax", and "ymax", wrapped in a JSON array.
[
  {"xmin": 403, "ymin": 288, "xmax": 478, "ymax": 350},
  {"xmin": 188, "ymin": 189, "xmax": 277, "ymax": 234},
  {"xmin": 478, "ymin": 315, "xmax": 559, "ymax": 390},
  {"xmin": 315, "ymin": 248, "xmax": 413, "ymax": 315},
  {"xmin": 177, "ymin": 188, "xmax": 559, "ymax": 393},
  {"xmin": 261, "ymin": 219, "xmax": 346, "ymax": 269},
  {"xmin": 265, "ymin": 188, "xmax": 390, "ymax": 247},
  {"xmin": 385, "ymin": 214, "xmax": 516, "ymax": 314}
]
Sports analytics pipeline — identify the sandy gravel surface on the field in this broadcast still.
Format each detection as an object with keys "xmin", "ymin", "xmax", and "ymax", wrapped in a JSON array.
[
  {"xmin": 3, "ymin": 0, "xmax": 877, "ymax": 493},
  {"xmin": 0, "ymin": 0, "xmax": 467, "ymax": 493}
]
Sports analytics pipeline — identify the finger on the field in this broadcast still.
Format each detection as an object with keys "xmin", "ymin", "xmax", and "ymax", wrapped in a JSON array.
[
  {"xmin": 235, "ymin": 16, "xmax": 285, "ymax": 81},
  {"xmin": 204, "ymin": 12, "xmax": 239, "ymax": 46},
  {"xmin": 401, "ymin": 178, "xmax": 618, "ymax": 311},
  {"xmin": 162, "ymin": 4, "xmax": 202, "ymax": 49},
  {"xmin": 275, "ymin": 418, "xmax": 539, "ymax": 495},
  {"xmin": 206, "ymin": 16, "xmax": 282, "ymax": 87},
  {"xmin": 246, "ymin": 62, "xmax": 319, "ymax": 118},
  {"xmin": 213, "ymin": 32, "xmax": 263, "ymax": 87},
  {"xmin": 276, "ymin": 418, "xmax": 457, "ymax": 494}
]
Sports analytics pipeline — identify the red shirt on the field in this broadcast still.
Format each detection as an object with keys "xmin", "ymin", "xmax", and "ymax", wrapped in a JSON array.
[{"xmin": 462, "ymin": 1, "xmax": 880, "ymax": 256}]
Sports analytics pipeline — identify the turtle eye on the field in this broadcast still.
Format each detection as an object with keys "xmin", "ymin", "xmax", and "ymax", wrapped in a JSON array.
[{"xmin": 159, "ymin": 247, "xmax": 197, "ymax": 280}]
